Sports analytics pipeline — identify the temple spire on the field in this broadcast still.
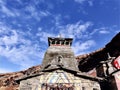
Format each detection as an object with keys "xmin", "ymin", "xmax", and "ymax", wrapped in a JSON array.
[{"xmin": 58, "ymin": 34, "xmax": 62, "ymax": 38}]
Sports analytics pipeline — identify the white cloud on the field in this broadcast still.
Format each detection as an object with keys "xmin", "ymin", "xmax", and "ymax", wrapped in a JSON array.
[
  {"xmin": 0, "ymin": 23, "xmax": 43, "ymax": 70},
  {"xmin": 59, "ymin": 21, "xmax": 93, "ymax": 39},
  {"xmin": 72, "ymin": 40, "xmax": 96, "ymax": 55},
  {"xmin": 54, "ymin": 14, "xmax": 62, "ymax": 26},
  {"xmin": 36, "ymin": 21, "xmax": 93, "ymax": 44},
  {"xmin": 99, "ymin": 30, "xmax": 110, "ymax": 34},
  {"xmin": 0, "ymin": 45, "xmax": 41, "ymax": 70},
  {"xmin": 75, "ymin": 0, "xmax": 86, "ymax": 4},
  {"xmin": 25, "ymin": 5, "xmax": 50, "ymax": 21},
  {"xmin": 0, "ymin": 30, "xmax": 18, "ymax": 46},
  {"xmin": 36, "ymin": 20, "xmax": 95, "ymax": 56},
  {"xmin": 0, "ymin": 1, "xmax": 50, "ymax": 20},
  {"xmin": 91, "ymin": 27, "xmax": 114, "ymax": 35},
  {"xmin": 36, "ymin": 30, "xmax": 56, "ymax": 43},
  {"xmin": 1, "ymin": 5, "xmax": 15, "ymax": 16},
  {"xmin": 0, "ymin": 1, "xmax": 18, "ymax": 17},
  {"xmin": 74, "ymin": 0, "xmax": 94, "ymax": 6},
  {"xmin": 115, "ymin": 30, "xmax": 120, "ymax": 33},
  {"xmin": 90, "ymin": 26, "xmax": 118, "ymax": 35},
  {"xmin": 25, "ymin": 5, "xmax": 40, "ymax": 20}
]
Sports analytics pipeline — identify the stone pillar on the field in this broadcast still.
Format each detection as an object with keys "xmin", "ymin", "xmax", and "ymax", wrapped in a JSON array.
[{"xmin": 96, "ymin": 56, "xmax": 116, "ymax": 77}]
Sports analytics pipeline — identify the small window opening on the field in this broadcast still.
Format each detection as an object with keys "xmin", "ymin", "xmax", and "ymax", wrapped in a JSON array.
[
  {"xmin": 61, "ymin": 41, "xmax": 64, "ymax": 45},
  {"xmin": 56, "ymin": 41, "xmax": 60, "ymax": 44},
  {"xmin": 82, "ymin": 87, "xmax": 86, "ymax": 90},
  {"xmin": 52, "ymin": 41, "xmax": 55, "ymax": 44},
  {"xmin": 66, "ymin": 41, "xmax": 69, "ymax": 45},
  {"xmin": 93, "ymin": 88, "xmax": 98, "ymax": 90}
]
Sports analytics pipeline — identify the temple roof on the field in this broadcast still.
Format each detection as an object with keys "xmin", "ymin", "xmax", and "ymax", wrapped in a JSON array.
[
  {"xmin": 16, "ymin": 67, "xmax": 104, "ymax": 83},
  {"xmin": 48, "ymin": 37, "xmax": 73, "ymax": 46}
]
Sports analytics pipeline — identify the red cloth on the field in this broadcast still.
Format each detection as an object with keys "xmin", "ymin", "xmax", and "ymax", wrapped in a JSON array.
[{"xmin": 113, "ymin": 56, "xmax": 120, "ymax": 69}]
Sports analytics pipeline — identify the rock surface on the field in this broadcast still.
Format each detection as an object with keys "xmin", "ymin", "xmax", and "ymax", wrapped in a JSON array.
[{"xmin": 0, "ymin": 65, "xmax": 41, "ymax": 90}]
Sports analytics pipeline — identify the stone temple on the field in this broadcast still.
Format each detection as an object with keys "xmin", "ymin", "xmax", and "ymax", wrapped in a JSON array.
[
  {"xmin": 17, "ymin": 37, "xmax": 102, "ymax": 90},
  {"xmin": 16, "ymin": 32, "xmax": 120, "ymax": 90}
]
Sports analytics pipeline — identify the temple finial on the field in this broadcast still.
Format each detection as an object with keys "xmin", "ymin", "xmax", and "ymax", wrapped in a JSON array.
[
  {"xmin": 107, "ymin": 52, "xmax": 115, "ymax": 60},
  {"xmin": 107, "ymin": 53, "xmax": 111, "ymax": 59},
  {"xmin": 58, "ymin": 34, "xmax": 62, "ymax": 38}
]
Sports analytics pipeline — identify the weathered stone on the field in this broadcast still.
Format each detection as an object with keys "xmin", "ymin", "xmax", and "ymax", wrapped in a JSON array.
[
  {"xmin": 18, "ymin": 37, "xmax": 101, "ymax": 90},
  {"xmin": 19, "ymin": 70, "xmax": 101, "ymax": 90}
]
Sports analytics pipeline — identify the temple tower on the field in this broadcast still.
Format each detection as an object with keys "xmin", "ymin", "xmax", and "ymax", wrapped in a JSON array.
[{"xmin": 42, "ymin": 37, "xmax": 78, "ymax": 71}]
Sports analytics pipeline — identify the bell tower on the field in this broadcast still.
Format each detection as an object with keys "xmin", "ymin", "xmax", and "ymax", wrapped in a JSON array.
[{"xmin": 42, "ymin": 37, "xmax": 78, "ymax": 71}]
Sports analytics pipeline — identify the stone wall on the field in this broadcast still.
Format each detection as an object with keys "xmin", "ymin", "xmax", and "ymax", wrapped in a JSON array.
[{"xmin": 19, "ymin": 70, "xmax": 100, "ymax": 90}]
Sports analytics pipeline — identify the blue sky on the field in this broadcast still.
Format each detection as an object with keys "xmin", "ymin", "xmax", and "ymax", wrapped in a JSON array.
[{"xmin": 0, "ymin": 0, "xmax": 119, "ymax": 73}]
